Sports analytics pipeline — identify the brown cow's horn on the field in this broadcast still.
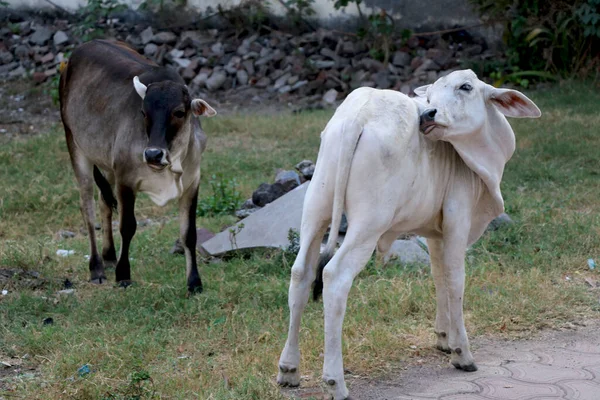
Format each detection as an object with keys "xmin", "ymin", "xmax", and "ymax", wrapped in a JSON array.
[{"xmin": 133, "ymin": 76, "xmax": 147, "ymax": 99}]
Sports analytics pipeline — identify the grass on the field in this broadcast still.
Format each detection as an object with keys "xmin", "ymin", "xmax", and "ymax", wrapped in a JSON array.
[{"xmin": 1, "ymin": 82, "xmax": 600, "ymax": 398}]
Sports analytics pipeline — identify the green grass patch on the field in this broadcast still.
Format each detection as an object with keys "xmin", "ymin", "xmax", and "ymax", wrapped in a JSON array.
[{"xmin": 0, "ymin": 83, "xmax": 599, "ymax": 398}]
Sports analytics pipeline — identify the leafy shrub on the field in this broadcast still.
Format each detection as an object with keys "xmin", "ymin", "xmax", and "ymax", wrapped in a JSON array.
[
  {"xmin": 73, "ymin": 0, "xmax": 128, "ymax": 41},
  {"xmin": 469, "ymin": 0, "xmax": 600, "ymax": 78},
  {"xmin": 197, "ymin": 175, "xmax": 243, "ymax": 217}
]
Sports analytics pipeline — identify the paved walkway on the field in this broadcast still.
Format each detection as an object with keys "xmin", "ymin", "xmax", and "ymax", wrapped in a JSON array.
[{"xmin": 286, "ymin": 321, "xmax": 600, "ymax": 399}]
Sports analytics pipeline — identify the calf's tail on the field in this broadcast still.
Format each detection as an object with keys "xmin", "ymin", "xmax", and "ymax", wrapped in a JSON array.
[
  {"xmin": 93, "ymin": 166, "xmax": 117, "ymax": 210},
  {"xmin": 312, "ymin": 118, "xmax": 363, "ymax": 301}
]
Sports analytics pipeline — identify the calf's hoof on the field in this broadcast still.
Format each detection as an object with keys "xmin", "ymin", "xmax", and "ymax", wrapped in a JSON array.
[
  {"xmin": 277, "ymin": 364, "xmax": 300, "ymax": 387},
  {"xmin": 323, "ymin": 376, "xmax": 349, "ymax": 400},
  {"xmin": 452, "ymin": 362, "xmax": 478, "ymax": 372}
]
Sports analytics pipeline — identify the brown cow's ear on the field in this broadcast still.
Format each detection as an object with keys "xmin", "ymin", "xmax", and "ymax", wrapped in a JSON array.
[{"xmin": 191, "ymin": 99, "xmax": 217, "ymax": 117}]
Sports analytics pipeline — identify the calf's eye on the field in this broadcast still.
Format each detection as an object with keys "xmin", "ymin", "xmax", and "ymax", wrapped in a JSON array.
[
  {"xmin": 173, "ymin": 110, "xmax": 186, "ymax": 118},
  {"xmin": 459, "ymin": 83, "xmax": 473, "ymax": 92}
]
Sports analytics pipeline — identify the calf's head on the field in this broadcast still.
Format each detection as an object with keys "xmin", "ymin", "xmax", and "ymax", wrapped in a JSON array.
[
  {"xmin": 133, "ymin": 76, "xmax": 216, "ymax": 171},
  {"xmin": 415, "ymin": 69, "xmax": 541, "ymax": 140}
]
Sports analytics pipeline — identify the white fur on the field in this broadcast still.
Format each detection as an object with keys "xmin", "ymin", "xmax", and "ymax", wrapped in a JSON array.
[{"xmin": 277, "ymin": 70, "xmax": 541, "ymax": 399}]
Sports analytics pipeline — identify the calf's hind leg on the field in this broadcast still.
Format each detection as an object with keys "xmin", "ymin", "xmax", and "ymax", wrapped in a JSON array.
[
  {"xmin": 94, "ymin": 167, "xmax": 117, "ymax": 269},
  {"xmin": 278, "ymin": 192, "xmax": 330, "ymax": 387},
  {"xmin": 67, "ymin": 149, "xmax": 106, "ymax": 283},
  {"xmin": 178, "ymin": 184, "xmax": 203, "ymax": 294}
]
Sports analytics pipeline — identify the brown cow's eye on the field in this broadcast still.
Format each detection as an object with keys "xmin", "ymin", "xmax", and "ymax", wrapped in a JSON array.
[{"xmin": 173, "ymin": 110, "xmax": 185, "ymax": 118}]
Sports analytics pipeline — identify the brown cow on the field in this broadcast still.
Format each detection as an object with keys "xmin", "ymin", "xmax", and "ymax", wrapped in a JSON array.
[{"xmin": 59, "ymin": 39, "xmax": 216, "ymax": 293}]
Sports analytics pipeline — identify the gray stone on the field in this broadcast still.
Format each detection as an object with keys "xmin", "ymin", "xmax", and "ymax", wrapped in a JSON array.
[
  {"xmin": 144, "ymin": 43, "xmax": 158, "ymax": 57},
  {"xmin": 14, "ymin": 45, "xmax": 30, "ymax": 60},
  {"xmin": 291, "ymin": 80, "xmax": 308, "ymax": 91},
  {"xmin": 255, "ymin": 54, "xmax": 273, "ymax": 67},
  {"xmin": 313, "ymin": 60, "xmax": 336, "ymax": 69},
  {"xmin": 58, "ymin": 289, "xmax": 75, "ymax": 295},
  {"xmin": 53, "ymin": 30, "xmax": 68, "ymax": 47},
  {"xmin": 295, "ymin": 160, "xmax": 315, "ymax": 180},
  {"xmin": 252, "ymin": 182, "xmax": 286, "ymax": 207},
  {"xmin": 170, "ymin": 239, "xmax": 184, "ymax": 254},
  {"xmin": 58, "ymin": 230, "xmax": 76, "ymax": 239},
  {"xmin": 254, "ymin": 76, "xmax": 272, "ymax": 88},
  {"xmin": 392, "ymin": 51, "xmax": 411, "ymax": 67},
  {"xmin": 169, "ymin": 48, "xmax": 184, "ymax": 59},
  {"xmin": 427, "ymin": 70, "xmax": 438, "ymax": 82},
  {"xmin": 0, "ymin": 51, "xmax": 13, "ymax": 65},
  {"xmin": 236, "ymin": 69, "xmax": 249, "ymax": 85},
  {"xmin": 206, "ymin": 70, "xmax": 227, "ymax": 91},
  {"xmin": 201, "ymin": 183, "xmax": 308, "ymax": 255},
  {"xmin": 173, "ymin": 58, "xmax": 191, "ymax": 68},
  {"xmin": 322, "ymin": 88, "xmax": 338, "ymax": 104},
  {"xmin": 275, "ymin": 170, "xmax": 301, "ymax": 192},
  {"xmin": 140, "ymin": 27, "xmax": 153, "ymax": 44},
  {"xmin": 274, "ymin": 72, "xmax": 292, "ymax": 90},
  {"xmin": 211, "ymin": 42, "xmax": 224, "ymax": 55},
  {"xmin": 152, "ymin": 31, "xmax": 177, "ymax": 44},
  {"xmin": 0, "ymin": 62, "xmax": 18, "ymax": 75},
  {"xmin": 29, "ymin": 27, "xmax": 52, "ymax": 45},
  {"xmin": 374, "ymin": 71, "xmax": 392, "ymax": 89},
  {"xmin": 414, "ymin": 58, "xmax": 441, "ymax": 75},
  {"xmin": 242, "ymin": 59, "xmax": 255, "ymax": 76},
  {"xmin": 385, "ymin": 239, "xmax": 430, "ymax": 265},
  {"xmin": 235, "ymin": 208, "xmax": 260, "ymax": 219},
  {"xmin": 486, "ymin": 213, "xmax": 514, "ymax": 232},
  {"xmin": 8, "ymin": 65, "xmax": 26, "ymax": 78},
  {"xmin": 192, "ymin": 69, "xmax": 211, "ymax": 87}
]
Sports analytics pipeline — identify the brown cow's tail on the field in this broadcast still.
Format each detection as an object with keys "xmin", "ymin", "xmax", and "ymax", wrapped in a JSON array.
[
  {"xmin": 312, "ymin": 118, "xmax": 363, "ymax": 301},
  {"xmin": 93, "ymin": 166, "xmax": 117, "ymax": 210}
]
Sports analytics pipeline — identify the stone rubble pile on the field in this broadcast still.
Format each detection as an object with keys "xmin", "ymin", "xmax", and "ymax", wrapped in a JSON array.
[{"xmin": 0, "ymin": 14, "xmax": 494, "ymax": 106}]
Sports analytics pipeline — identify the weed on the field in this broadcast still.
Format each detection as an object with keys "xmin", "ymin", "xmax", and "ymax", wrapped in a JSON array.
[{"xmin": 197, "ymin": 175, "xmax": 243, "ymax": 217}]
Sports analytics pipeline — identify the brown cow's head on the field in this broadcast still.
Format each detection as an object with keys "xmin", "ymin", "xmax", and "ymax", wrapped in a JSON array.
[{"xmin": 133, "ymin": 76, "xmax": 216, "ymax": 171}]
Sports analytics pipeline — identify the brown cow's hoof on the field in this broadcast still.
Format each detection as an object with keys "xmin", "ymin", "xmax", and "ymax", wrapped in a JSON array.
[
  {"xmin": 452, "ymin": 362, "xmax": 478, "ymax": 372},
  {"xmin": 90, "ymin": 276, "xmax": 107, "ymax": 284},
  {"xmin": 187, "ymin": 280, "xmax": 203, "ymax": 295},
  {"xmin": 117, "ymin": 280, "xmax": 134, "ymax": 288}
]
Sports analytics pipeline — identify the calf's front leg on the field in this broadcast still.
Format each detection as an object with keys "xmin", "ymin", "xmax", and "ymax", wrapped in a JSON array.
[
  {"xmin": 442, "ymin": 215, "xmax": 476, "ymax": 371},
  {"xmin": 178, "ymin": 184, "xmax": 203, "ymax": 294},
  {"xmin": 427, "ymin": 238, "xmax": 451, "ymax": 353}
]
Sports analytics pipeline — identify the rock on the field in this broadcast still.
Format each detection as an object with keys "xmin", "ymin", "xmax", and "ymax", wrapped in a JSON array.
[
  {"xmin": 254, "ymin": 76, "xmax": 271, "ymax": 88},
  {"xmin": 144, "ymin": 43, "xmax": 158, "ymax": 57},
  {"xmin": 173, "ymin": 58, "xmax": 191, "ymax": 68},
  {"xmin": 322, "ymin": 88, "xmax": 338, "ymax": 104},
  {"xmin": 40, "ymin": 52, "xmax": 54, "ymax": 64},
  {"xmin": 32, "ymin": 71, "xmax": 47, "ymax": 83},
  {"xmin": 340, "ymin": 40, "xmax": 356, "ymax": 55},
  {"xmin": 201, "ymin": 183, "xmax": 308, "ymax": 255},
  {"xmin": 252, "ymin": 182, "xmax": 286, "ymax": 207},
  {"xmin": 29, "ymin": 27, "xmax": 52, "ymax": 45},
  {"xmin": 14, "ymin": 45, "xmax": 30, "ymax": 60},
  {"xmin": 373, "ymin": 71, "xmax": 392, "ymax": 89},
  {"xmin": 384, "ymin": 239, "xmax": 430, "ymax": 265},
  {"xmin": 486, "ymin": 213, "xmax": 514, "ymax": 232},
  {"xmin": 427, "ymin": 70, "xmax": 438, "ymax": 82},
  {"xmin": 140, "ymin": 26, "xmax": 153, "ymax": 44},
  {"xmin": 152, "ymin": 31, "xmax": 177, "ymax": 45},
  {"xmin": 58, "ymin": 288, "xmax": 75, "ymax": 295},
  {"xmin": 273, "ymin": 72, "xmax": 292, "ymax": 90},
  {"xmin": 392, "ymin": 51, "xmax": 411, "ymax": 67},
  {"xmin": 242, "ymin": 59, "xmax": 255, "ymax": 76},
  {"xmin": 9, "ymin": 65, "xmax": 26, "ymax": 78},
  {"xmin": 211, "ymin": 42, "xmax": 224, "ymax": 55},
  {"xmin": 236, "ymin": 69, "xmax": 249, "ymax": 86},
  {"xmin": 426, "ymin": 48, "xmax": 453, "ymax": 68},
  {"xmin": 206, "ymin": 70, "xmax": 227, "ymax": 91},
  {"xmin": 295, "ymin": 159, "xmax": 315, "ymax": 180},
  {"xmin": 58, "ymin": 230, "xmax": 76, "ymax": 239},
  {"xmin": 414, "ymin": 58, "xmax": 441, "ymax": 75},
  {"xmin": 192, "ymin": 68, "xmax": 211, "ymax": 87},
  {"xmin": 275, "ymin": 170, "xmax": 301, "ymax": 192},
  {"xmin": 313, "ymin": 60, "xmax": 336, "ymax": 69},
  {"xmin": 0, "ymin": 62, "xmax": 18, "ymax": 75},
  {"xmin": 169, "ymin": 48, "xmax": 184, "ymax": 59},
  {"xmin": 291, "ymin": 80, "xmax": 308, "ymax": 91},
  {"xmin": 235, "ymin": 199, "xmax": 261, "ymax": 219},
  {"xmin": 0, "ymin": 51, "xmax": 13, "ymax": 65},
  {"xmin": 53, "ymin": 31, "xmax": 68, "ymax": 47}
]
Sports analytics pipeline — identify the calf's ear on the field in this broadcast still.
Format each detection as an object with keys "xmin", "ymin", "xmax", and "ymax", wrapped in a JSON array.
[
  {"xmin": 487, "ymin": 86, "xmax": 541, "ymax": 118},
  {"xmin": 414, "ymin": 84, "xmax": 430, "ymax": 97},
  {"xmin": 191, "ymin": 99, "xmax": 217, "ymax": 117}
]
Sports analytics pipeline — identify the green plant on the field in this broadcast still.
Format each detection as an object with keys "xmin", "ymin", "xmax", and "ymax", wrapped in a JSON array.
[
  {"xmin": 138, "ymin": 0, "xmax": 187, "ymax": 13},
  {"xmin": 332, "ymin": 1, "xmax": 395, "ymax": 64},
  {"xmin": 0, "ymin": 0, "xmax": 9, "ymax": 7},
  {"xmin": 218, "ymin": 0, "xmax": 272, "ymax": 33},
  {"xmin": 284, "ymin": 0, "xmax": 316, "ymax": 29},
  {"xmin": 74, "ymin": 0, "xmax": 128, "ymax": 41},
  {"xmin": 197, "ymin": 175, "xmax": 243, "ymax": 217},
  {"xmin": 469, "ymin": 0, "xmax": 600, "ymax": 78}
]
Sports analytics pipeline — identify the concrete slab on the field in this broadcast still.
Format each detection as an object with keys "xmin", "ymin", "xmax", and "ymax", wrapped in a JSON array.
[
  {"xmin": 201, "ymin": 183, "xmax": 308, "ymax": 256},
  {"xmin": 386, "ymin": 239, "xmax": 430, "ymax": 265}
]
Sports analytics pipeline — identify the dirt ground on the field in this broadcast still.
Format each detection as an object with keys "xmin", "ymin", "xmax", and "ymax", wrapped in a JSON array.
[{"xmin": 283, "ymin": 319, "xmax": 600, "ymax": 399}]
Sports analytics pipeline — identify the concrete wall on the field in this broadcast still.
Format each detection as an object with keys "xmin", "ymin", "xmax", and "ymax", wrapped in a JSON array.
[{"xmin": 6, "ymin": 0, "xmax": 480, "ymax": 30}]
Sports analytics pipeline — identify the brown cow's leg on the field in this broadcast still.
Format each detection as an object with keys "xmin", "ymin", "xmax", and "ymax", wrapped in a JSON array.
[
  {"xmin": 179, "ymin": 184, "xmax": 202, "ymax": 294},
  {"xmin": 98, "ymin": 171, "xmax": 117, "ymax": 268},
  {"xmin": 67, "ymin": 149, "xmax": 106, "ymax": 283},
  {"xmin": 115, "ymin": 184, "xmax": 136, "ymax": 285}
]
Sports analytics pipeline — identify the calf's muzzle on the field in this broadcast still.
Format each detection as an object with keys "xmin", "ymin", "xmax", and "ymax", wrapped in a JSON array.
[{"xmin": 143, "ymin": 147, "xmax": 169, "ymax": 170}]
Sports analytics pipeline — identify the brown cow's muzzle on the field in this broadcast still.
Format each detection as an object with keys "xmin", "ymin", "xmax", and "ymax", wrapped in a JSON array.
[{"xmin": 143, "ymin": 147, "xmax": 170, "ymax": 171}]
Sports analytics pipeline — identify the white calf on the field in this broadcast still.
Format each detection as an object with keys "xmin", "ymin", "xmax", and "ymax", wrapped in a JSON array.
[{"xmin": 277, "ymin": 70, "xmax": 541, "ymax": 399}]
